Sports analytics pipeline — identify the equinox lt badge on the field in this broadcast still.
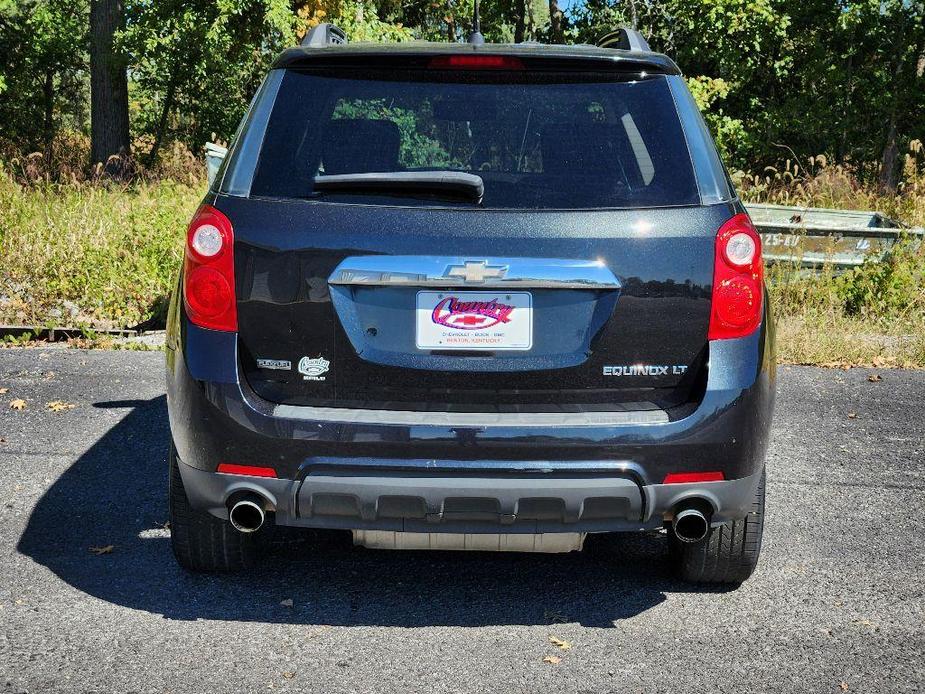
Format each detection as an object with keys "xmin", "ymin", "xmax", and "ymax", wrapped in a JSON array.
[{"xmin": 603, "ymin": 364, "xmax": 688, "ymax": 376}]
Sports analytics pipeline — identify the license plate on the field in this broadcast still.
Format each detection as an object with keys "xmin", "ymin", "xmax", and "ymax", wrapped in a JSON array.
[{"xmin": 415, "ymin": 291, "xmax": 533, "ymax": 351}]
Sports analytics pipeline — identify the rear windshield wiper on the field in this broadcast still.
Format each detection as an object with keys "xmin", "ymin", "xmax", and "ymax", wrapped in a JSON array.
[{"xmin": 312, "ymin": 171, "xmax": 484, "ymax": 203}]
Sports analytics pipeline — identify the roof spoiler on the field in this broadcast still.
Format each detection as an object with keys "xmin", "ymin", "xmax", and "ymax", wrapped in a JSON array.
[
  {"xmin": 301, "ymin": 23, "xmax": 348, "ymax": 47},
  {"xmin": 597, "ymin": 28, "xmax": 650, "ymax": 52}
]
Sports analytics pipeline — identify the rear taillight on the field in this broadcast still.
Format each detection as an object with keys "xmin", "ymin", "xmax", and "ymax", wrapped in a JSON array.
[
  {"xmin": 708, "ymin": 213, "xmax": 763, "ymax": 340},
  {"xmin": 183, "ymin": 205, "xmax": 237, "ymax": 332}
]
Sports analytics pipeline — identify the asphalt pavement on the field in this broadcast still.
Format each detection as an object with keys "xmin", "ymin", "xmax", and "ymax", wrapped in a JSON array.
[{"xmin": 0, "ymin": 348, "xmax": 922, "ymax": 693}]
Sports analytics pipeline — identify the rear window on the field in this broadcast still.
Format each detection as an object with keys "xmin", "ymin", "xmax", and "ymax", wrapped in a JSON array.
[{"xmin": 247, "ymin": 69, "xmax": 700, "ymax": 209}]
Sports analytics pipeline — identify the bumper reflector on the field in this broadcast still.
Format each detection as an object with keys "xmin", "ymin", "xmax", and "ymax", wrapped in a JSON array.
[
  {"xmin": 216, "ymin": 463, "xmax": 278, "ymax": 478},
  {"xmin": 662, "ymin": 471, "xmax": 725, "ymax": 484}
]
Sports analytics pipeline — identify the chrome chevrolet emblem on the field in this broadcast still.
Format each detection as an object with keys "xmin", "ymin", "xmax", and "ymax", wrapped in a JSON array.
[{"xmin": 444, "ymin": 260, "xmax": 508, "ymax": 283}]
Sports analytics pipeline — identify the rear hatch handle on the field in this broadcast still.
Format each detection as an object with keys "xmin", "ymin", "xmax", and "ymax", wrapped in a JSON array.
[{"xmin": 328, "ymin": 256, "xmax": 621, "ymax": 290}]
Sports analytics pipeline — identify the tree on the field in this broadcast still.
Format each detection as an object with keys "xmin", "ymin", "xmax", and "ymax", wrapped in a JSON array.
[
  {"xmin": 0, "ymin": 0, "xmax": 87, "ymax": 164},
  {"xmin": 118, "ymin": 0, "xmax": 296, "ymax": 159},
  {"xmin": 548, "ymin": 0, "xmax": 563, "ymax": 43},
  {"xmin": 2, "ymin": 0, "xmax": 923, "ymax": 187},
  {"xmin": 90, "ymin": 0, "xmax": 130, "ymax": 174}
]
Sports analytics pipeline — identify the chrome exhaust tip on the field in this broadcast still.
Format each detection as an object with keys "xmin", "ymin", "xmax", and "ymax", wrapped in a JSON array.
[
  {"xmin": 672, "ymin": 506, "xmax": 711, "ymax": 544},
  {"xmin": 228, "ymin": 496, "xmax": 266, "ymax": 534}
]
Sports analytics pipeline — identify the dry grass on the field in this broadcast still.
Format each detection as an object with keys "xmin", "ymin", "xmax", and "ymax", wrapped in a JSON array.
[
  {"xmin": 0, "ymin": 171, "xmax": 200, "ymax": 329},
  {"xmin": 738, "ymin": 141, "xmax": 925, "ymax": 228},
  {"xmin": 776, "ymin": 315, "xmax": 925, "ymax": 368},
  {"xmin": 741, "ymin": 142, "xmax": 925, "ymax": 367}
]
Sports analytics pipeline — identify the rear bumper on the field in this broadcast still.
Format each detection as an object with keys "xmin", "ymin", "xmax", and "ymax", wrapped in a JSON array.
[
  {"xmin": 167, "ymin": 309, "xmax": 775, "ymax": 532},
  {"xmin": 178, "ymin": 457, "xmax": 764, "ymax": 531}
]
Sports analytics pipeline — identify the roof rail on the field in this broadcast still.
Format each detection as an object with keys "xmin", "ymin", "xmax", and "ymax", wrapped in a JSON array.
[
  {"xmin": 597, "ymin": 28, "xmax": 650, "ymax": 52},
  {"xmin": 301, "ymin": 23, "xmax": 348, "ymax": 47}
]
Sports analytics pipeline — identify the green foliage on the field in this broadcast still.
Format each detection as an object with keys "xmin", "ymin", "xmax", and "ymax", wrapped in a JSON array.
[
  {"xmin": 1, "ymin": 0, "xmax": 923, "ymax": 182},
  {"xmin": 333, "ymin": 0, "xmax": 415, "ymax": 42},
  {"xmin": 573, "ymin": 0, "xmax": 793, "ymax": 168},
  {"xmin": 0, "ymin": 0, "xmax": 87, "ymax": 153},
  {"xmin": 117, "ymin": 0, "xmax": 297, "ymax": 161},
  {"xmin": 686, "ymin": 76, "xmax": 748, "ymax": 161},
  {"xmin": 835, "ymin": 242, "xmax": 925, "ymax": 320}
]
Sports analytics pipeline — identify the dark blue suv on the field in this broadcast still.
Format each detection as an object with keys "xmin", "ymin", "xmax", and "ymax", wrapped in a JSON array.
[{"xmin": 166, "ymin": 27, "xmax": 775, "ymax": 583}]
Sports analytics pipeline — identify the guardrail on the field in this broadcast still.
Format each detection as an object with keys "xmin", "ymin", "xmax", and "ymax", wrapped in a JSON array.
[{"xmin": 746, "ymin": 203, "xmax": 924, "ymax": 270}]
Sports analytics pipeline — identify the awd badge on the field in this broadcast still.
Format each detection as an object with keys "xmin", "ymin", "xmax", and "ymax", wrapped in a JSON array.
[
  {"xmin": 256, "ymin": 358, "xmax": 291, "ymax": 371},
  {"xmin": 298, "ymin": 356, "xmax": 330, "ymax": 381}
]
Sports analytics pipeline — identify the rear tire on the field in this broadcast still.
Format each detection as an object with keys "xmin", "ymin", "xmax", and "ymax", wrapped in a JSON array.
[
  {"xmin": 671, "ymin": 470, "xmax": 766, "ymax": 584},
  {"xmin": 168, "ymin": 444, "xmax": 259, "ymax": 572}
]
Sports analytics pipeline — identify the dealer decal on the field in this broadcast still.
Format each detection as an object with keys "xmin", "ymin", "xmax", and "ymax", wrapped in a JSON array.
[
  {"xmin": 298, "ymin": 355, "xmax": 330, "ymax": 381},
  {"xmin": 431, "ymin": 296, "xmax": 515, "ymax": 330}
]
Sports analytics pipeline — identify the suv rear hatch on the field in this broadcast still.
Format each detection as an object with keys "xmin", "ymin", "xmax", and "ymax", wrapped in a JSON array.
[{"xmin": 216, "ymin": 47, "xmax": 735, "ymax": 412}]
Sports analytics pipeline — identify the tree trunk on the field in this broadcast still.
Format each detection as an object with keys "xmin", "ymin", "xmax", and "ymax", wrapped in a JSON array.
[
  {"xmin": 548, "ymin": 0, "xmax": 563, "ymax": 43},
  {"xmin": 147, "ymin": 76, "xmax": 178, "ymax": 166},
  {"xmin": 42, "ymin": 70, "xmax": 55, "ymax": 169},
  {"xmin": 514, "ymin": 0, "xmax": 526, "ymax": 43},
  {"xmin": 878, "ymin": 120, "xmax": 899, "ymax": 192},
  {"xmin": 90, "ymin": 0, "xmax": 130, "ymax": 177},
  {"xmin": 877, "ymin": 10, "xmax": 916, "ymax": 192},
  {"xmin": 877, "ymin": 39, "xmax": 907, "ymax": 191},
  {"xmin": 525, "ymin": 0, "xmax": 535, "ymax": 41}
]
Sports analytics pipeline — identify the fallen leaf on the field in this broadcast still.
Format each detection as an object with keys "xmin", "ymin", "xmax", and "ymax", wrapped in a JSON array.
[
  {"xmin": 9, "ymin": 399, "xmax": 26, "ymax": 410},
  {"xmin": 280, "ymin": 598, "xmax": 294, "ymax": 607},
  {"xmin": 544, "ymin": 608, "xmax": 570, "ymax": 624},
  {"xmin": 0, "ymin": 387, "xmax": 8, "ymax": 394},
  {"xmin": 847, "ymin": 412, "xmax": 857, "ymax": 419},
  {"xmin": 840, "ymin": 682, "xmax": 849, "ymax": 691},
  {"xmin": 282, "ymin": 672, "xmax": 295, "ymax": 680},
  {"xmin": 548, "ymin": 635, "xmax": 572, "ymax": 651},
  {"xmin": 542, "ymin": 655, "xmax": 562, "ymax": 665},
  {"xmin": 867, "ymin": 374, "xmax": 882, "ymax": 382},
  {"xmin": 89, "ymin": 545, "xmax": 114, "ymax": 555},
  {"xmin": 46, "ymin": 401, "xmax": 76, "ymax": 412}
]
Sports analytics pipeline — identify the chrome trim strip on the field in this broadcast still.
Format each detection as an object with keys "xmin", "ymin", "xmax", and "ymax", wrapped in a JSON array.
[
  {"xmin": 328, "ymin": 256, "xmax": 621, "ymax": 290},
  {"xmin": 271, "ymin": 404, "xmax": 669, "ymax": 426}
]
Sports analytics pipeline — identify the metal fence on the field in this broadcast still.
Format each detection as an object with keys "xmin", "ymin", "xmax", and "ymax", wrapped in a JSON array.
[{"xmin": 746, "ymin": 203, "xmax": 924, "ymax": 270}]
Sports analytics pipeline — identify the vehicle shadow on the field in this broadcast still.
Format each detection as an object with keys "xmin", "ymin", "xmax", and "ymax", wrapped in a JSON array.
[{"xmin": 17, "ymin": 396, "xmax": 731, "ymax": 628}]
